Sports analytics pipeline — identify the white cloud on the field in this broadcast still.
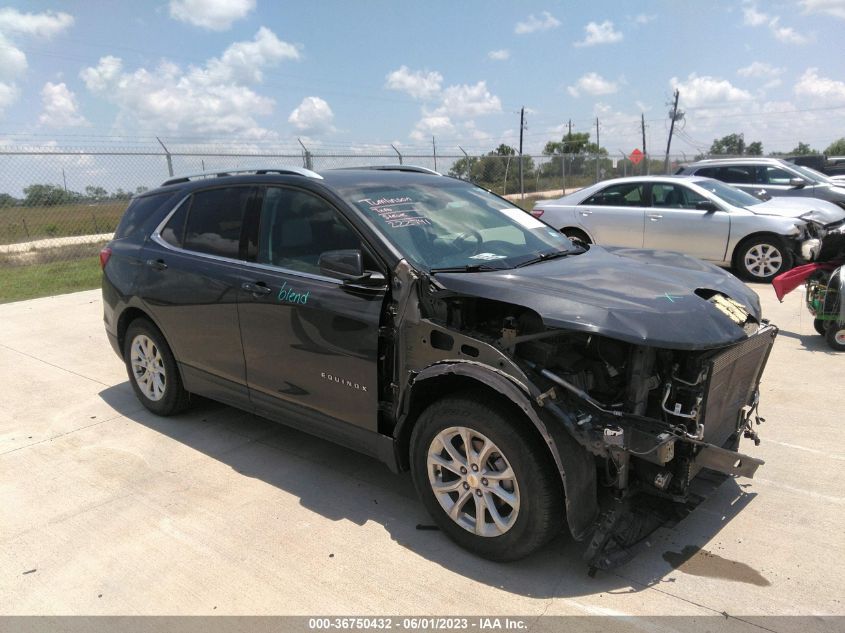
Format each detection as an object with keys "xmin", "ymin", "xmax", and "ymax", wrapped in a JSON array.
[
  {"xmin": 169, "ymin": 0, "xmax": 255, "ymax": 31},
  {"xmin": 407, "ymin": 79, "xmax": 501, "ymax": 142},
  {"xmin": 567, "ymin": 72, "xmax": 618, "ymax": 97},
  {"xmin": 434, "ymin": 81, "xmax": 501, "ymax": 118},
  {"xmin": 633, "ymin": 14, "xmax": 656, "ymax": 25},
  {"xmin": 737, "ymin": 61, "xmax": 784, "ymax": 78},
  {"xmin": 410, "ymin": 115, "xmax": 454, "ymax": 141},
  {"xmin": 801, "ymin": 0, "xmax": 845, "ymax": 19},
  {"xmin": 742, "ymin": 3, "xmax": 769, "ymax": 26},
  {"xmin": 574, "ymin": 20, "xmax": 623, "ymax": 47},
  {"xmin": 0, "ymin": 7, "xmax": 73, "ymax": 37},
  {"xmin": 670, "ymin": 73, "xmax": 752, "ymax": 107},
  {"xmin": 79, "ymin": 55, "xmax": 123, "ymax": 92},
  {"xmin": 794, "ymin": 67, "xmax": 845, "ymax": 102},
  {"xmin": 0, "ymin": 82, "xmax": 19, "ymax": 114},
  {"xmin": 0, "ymin": 8, "xmax": 74, "ymax": 118},
  {"xmin": 38, "ymin": 82, "xmax": 88, "ymax": 127},
  {"xmin": 384, "ymin": 66, "xmax": 443, "ymax": 100},
  {"xmin": 205, "ymin": 26, "xmax": 300, "ymax": 83},
  {"xmin": 0, "ymin": 33, "xmax": 27, "ymax": 81},
  {"xmin": 288, "ymin": 96, "xmax": 334, "ymax": 134},
  {"xmin": 742, "ymin": 3, "xmax": 808, "ymax": 44},
  {"xmin": 488, "ymin": 49, "xmax": 510, "ymax": 61},
  {"xmin": 79, "ymin": 28, "xmax": 299, "ymax": 138},
  {"xmin": 515, "ymin": 11, "xmax": 561, "ymax": 35}
]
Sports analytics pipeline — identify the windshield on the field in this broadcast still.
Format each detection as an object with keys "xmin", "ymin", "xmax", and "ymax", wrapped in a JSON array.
[
  {"xmin": 695, "ymin": 178, "xmax": 764, "ymax": 207},
  {"xmin": 791, "ymin": 164, "xmax": 829, "ymax": 184},
  {"xmin": 339, "ymin": 179, "xmax": 574, "ymax": 271}
]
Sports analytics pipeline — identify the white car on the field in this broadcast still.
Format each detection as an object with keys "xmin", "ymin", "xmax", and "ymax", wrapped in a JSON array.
[{"xmin": 532, "ymin": 175, "xmax": 845, "ymax": 283}]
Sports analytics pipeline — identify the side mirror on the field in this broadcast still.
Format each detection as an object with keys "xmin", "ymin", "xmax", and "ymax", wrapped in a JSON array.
[
  {"xmin": 789, "ymin": 177, "xmax": 807, "ymax": 188},
  {"xmin": 695, "ymin": 200, "xmax": 719, "ymax": 212},
  {"xmin": 318, "ymin": 249, "xmax": 385, "ymax": 286}
]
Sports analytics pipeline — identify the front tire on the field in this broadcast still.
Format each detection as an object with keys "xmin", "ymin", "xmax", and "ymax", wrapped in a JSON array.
[
  {"xmin": 124, "ymin": 318, "xmax": 190, "ymax": 416},
  {"xmin": 814, "ymin": 318, "xmax": 828, "ymax": 336},
  {"xmin": 826, "ymin": 322, "xmax": 845, "ymax": 351},
  {"xmin": 734, "ymin": 235, "xmax": 793, "ymax": 283},
  {"xmin": 410, "ymin": 394, "xmax": 564, "ymax": 561}
]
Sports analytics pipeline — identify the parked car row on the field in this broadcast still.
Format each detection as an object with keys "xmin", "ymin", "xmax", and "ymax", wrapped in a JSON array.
[{"xmin": 532, "ymin": 169, "xmax": 845, "ymax": 282}]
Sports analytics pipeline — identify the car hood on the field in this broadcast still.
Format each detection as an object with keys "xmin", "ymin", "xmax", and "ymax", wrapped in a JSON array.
[
  {"xmin": 750, "ymin": 196, "xmax": 845, "ymax": 225},
  {"xmin": 433, "ymin": 246, "xmax": 762, "ymax": 351}
]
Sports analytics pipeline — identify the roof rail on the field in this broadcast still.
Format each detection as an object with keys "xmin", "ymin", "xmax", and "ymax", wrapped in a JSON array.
[
  {"xmin": 331, "ymin": 164, "xmax": 442, "ymax": 176},
  {"xmin": 161, "ymin": 167, "xmax": 323, "ymax": 187}
]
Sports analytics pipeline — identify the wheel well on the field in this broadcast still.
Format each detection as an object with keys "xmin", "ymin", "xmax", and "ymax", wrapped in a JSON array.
[
  {"xmin": 732, "ymin": 231, "xmax": 789, "ymax": 264},
  {"xmin": 561, "ymin": 227, "xmax": 592, "ymax": 243},
  {"xmin": 117, "ymin": 307, "xmax": 153, "ymax": 353},
  {"xmin": 394, "ymin": 375, "xmax": 555, "ymax": 474}
]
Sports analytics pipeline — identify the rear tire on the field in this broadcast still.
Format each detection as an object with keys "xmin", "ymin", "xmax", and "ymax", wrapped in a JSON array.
[
  {"xmin": 826, "ymin": 322, "xmax": 845, "ymax": 351},
  {"xmin": 813, "ymin": 319, "xmax": 828, "ymax": 336},
  {"xmin": 124, "ymin": 318, "xmax": 190, "ymax": 416},
  {"xmin": 733, "ymin": 235, "xmax": 793, "ymax": 283},
  {"xmin": 410, "ymin": 393, "xmax": 564, "ymax": 561}
]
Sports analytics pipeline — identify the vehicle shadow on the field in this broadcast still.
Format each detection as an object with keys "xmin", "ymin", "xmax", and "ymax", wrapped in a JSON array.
[
  {"xmin": 98, "ymin": 383, "xmax": 759, "ymax": 599},
  {"xmin": 774, "ymin": 328, "xmax": 837, "ymax": 354}
]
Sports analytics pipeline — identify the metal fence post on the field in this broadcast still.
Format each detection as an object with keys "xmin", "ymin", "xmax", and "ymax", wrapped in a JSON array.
[
  {"xmin": 391, "ymin": 144, "xmax": 403, "ymax": 165},
  {"xmin": 156, "ymin": 137, "xmax": 173, "ymax": 177}
]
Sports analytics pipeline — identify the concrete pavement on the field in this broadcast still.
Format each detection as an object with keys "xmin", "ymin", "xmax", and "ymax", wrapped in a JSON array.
[{"xmin": 0, "ymin": 286, "xmax": 842, "ymax": 626}]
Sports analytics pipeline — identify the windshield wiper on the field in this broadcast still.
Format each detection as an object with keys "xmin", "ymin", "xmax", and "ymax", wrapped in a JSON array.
[
  {"xmin": 429, "ymin": 263, "xmax": 505, "ymax": 274},
  {"xmin": 515, "ymin": 249, "xmax": 573, "ymax": 268}
]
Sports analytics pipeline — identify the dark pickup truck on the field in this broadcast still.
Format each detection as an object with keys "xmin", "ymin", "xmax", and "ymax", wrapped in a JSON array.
[{"xmin": 102, "ymin": 166, "xmax": 777, "ymax": 569}]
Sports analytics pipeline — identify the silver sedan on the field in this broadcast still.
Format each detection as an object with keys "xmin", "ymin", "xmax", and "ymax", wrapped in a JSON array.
[{"xmin": 532, "ymin": 175, "xmax": 845, "ymax": 282}]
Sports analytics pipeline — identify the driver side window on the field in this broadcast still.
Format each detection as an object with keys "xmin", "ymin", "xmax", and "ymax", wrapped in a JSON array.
[
  {"xmin": 256, "ymin": 187, "xmax": 364, "ymax": 278},
  {"xmin": 583, "ymin": 183, "xmax": 644, "ymax": 207}
]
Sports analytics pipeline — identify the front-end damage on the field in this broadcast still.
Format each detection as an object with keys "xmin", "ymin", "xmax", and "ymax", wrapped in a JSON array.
[{"xmin": 387, "ymin": 255, "xmax": 778, "ymax": 571}]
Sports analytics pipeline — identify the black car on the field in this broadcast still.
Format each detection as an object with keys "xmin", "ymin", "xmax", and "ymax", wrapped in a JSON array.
[{"xmin": 101, "ymin": 166, "xmax": 777, "ymax": 567}]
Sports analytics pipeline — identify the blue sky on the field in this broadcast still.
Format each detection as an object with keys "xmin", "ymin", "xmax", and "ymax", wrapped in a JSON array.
[{"xmin": 1, "ymin": 0, "xmax": 845, "ymax": 156}]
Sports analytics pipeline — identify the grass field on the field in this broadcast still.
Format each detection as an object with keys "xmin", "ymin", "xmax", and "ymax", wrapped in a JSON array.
[
  {"xmin": 0, "ymin": 256, "xmax": 101, "ymax": 303},
  {"xmin": 0, "ymin": 201, "xmax": 126, "ymax": 245}
]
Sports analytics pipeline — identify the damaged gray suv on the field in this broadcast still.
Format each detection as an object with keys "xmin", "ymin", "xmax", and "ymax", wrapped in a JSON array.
[{"xmin": 102, "ymin": 166, "xmax": 778, "ymax": 569}]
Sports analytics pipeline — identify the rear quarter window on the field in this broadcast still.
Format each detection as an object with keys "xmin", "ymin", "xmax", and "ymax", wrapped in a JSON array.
[{"xmin": 114, "ymin": 192, "xmax": 177, "ymax": 240}]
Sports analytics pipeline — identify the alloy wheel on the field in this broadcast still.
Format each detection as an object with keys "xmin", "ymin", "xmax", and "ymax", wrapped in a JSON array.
[
  {"xmin": 744, "ymin": 243, "xmax": 783, "ymax": 279},
  {"xmin": 130, "ymin": 334, "xmax": 167, "ymax": 401},
  {"xmin": 426, "ymin": 426, "xmax": 520, "ymax": 537}
]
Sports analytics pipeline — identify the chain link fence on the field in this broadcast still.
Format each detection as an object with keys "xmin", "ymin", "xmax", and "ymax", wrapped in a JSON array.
[{"xmin": 0, "ymin": 145, "xmax": 681, "ymax": 302}]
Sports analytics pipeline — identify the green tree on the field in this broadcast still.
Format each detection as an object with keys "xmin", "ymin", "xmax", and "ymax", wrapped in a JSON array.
[
  {"xmin": 825, "ymin": 138, "xmax": 845, "ymax": 155},
  {"xmin": 746, "ymin": 141, "xmax": 763, "ymax": 156},
  {"xmin": 710, "ymin": 133, "xmax": 745, "ymax": 155},
  {"xmin": 135, "ymin": 186, "xmax": 150, "ymax": 195},
  {"xmin": 85, "ymin": 185, "xmax": 108, "ymax": 201},
  {"xmin": 23, "ymin": 184, "xmax": 71, "ymax": 206},
  {"xmin": 790, "ymin": 142, "xmax": 816, "ymax": 155},
  {"xmin": 0, "ymin": 192, "xmax": 18, "ymax": 207}
]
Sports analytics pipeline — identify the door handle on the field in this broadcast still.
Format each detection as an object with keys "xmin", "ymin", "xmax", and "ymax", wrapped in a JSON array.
[
  {"xmin": 241, "ymin": 282, "xmax": 272, "ymax": 296},
  {"xmin": 580, "ymin": 210, "xmax": 592, "ymax": 216},
  {"xmin": 145, "ymin": 258, "xmax": 167, "ymax": 271},
  {"xmin": 648, "ymin": 214, "xmax": 663, "ymax": 221}
]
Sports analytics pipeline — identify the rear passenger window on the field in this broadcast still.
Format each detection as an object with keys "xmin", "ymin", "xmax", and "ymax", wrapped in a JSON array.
[
  {"xmin": 181, "ymin": 187, "xmax": 253, "ymax": 258},
  {"xmin": 114, "ymin": 192, "xmax": 175, "ymax": 239},
  {"xmin": 583, "ymin": 183, "xmax": 644, "ymax": 207},
  {"xmin": 257, "ymin": 187, "xmax": 363, "ymax": 277},
  {"xmin": 721, "ymin": 166, "xmax": 755, "ymax": 184}
]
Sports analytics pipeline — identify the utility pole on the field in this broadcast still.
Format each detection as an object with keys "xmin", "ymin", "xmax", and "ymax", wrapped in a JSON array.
[
  {"xmin": 664, "ymin": 89, "xmax": 680, "ymax": 174},
  {"xmin": 641, "ymin": 113, "xmax": 648, "ymax": 175},
  {"xmin": 519, "ymin": 106, "xmax": 525, "ymax": 200},
  {"xmin": 432, "ymin": 136, "xmax": 437, "ymax": 171},
  {"xmin": 595, "ymin": 117, "xmax": 600, "ymax": 181}
]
